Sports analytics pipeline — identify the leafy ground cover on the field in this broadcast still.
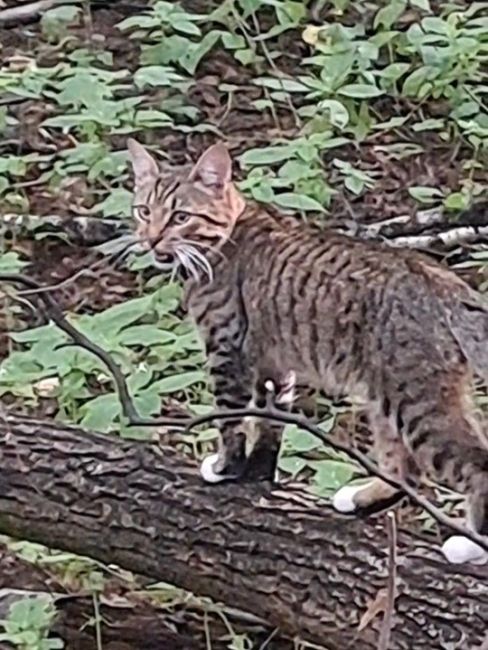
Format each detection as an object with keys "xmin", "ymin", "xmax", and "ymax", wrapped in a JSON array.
[{"xmin": 0, "ymin": 0, "xmax": 487, "ymax": 647}]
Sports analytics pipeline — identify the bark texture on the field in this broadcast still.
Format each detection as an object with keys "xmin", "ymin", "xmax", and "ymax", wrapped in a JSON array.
[{"xmin": 0, "ymin": 414, "xmax": 486, "ymax": 649}]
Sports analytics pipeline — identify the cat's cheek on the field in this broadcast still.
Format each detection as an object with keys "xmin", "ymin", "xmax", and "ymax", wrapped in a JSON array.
[{"xmin": 441, "ymin": 536, "xmax": 488, "ymax": 565}]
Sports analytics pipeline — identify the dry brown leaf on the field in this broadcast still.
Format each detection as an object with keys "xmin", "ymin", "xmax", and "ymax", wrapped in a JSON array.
[{"xmin": 357, "ymin": 587, "xmax": 389, "ymax": 633}]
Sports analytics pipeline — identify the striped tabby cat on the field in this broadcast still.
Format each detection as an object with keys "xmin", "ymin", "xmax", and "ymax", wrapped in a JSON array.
[{"xmin": 128, "ymin": 138, "xmax": 488, "ymax": 565}]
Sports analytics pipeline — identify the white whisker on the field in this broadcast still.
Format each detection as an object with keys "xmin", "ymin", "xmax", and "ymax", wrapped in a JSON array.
[
  {"xmin": 181, "ymin": 244, "xmax": 214, "ymax": 282},
  {"xmin": 176, "ymin": 247, "xmax": 200, "ymax": 281},
  {"xmin": 177, "ymin": 239, "xmax": 216, "ymax": 281}
]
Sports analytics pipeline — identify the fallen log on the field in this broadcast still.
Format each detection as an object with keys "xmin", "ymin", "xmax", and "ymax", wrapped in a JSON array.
[
  {"xmin": 0, "ymin": 414, "xmax": 486, "ymax": 649},
  {"xmin": 0, "ymin": 544, "xmax": 292, "ymax": 650}
]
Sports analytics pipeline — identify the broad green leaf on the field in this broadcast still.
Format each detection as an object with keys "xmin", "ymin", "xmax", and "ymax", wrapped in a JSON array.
[
  {"xmin": 282, "ymin": 425, "xmax": 321, "ymax": 453},
  {"xmin": 337, "ymin": 84, "xmax": 384, "ymax": 98},
  {"xmin": 411, "ymin": 118, "xmax": 444, "ymax": 132},
  {"xmin": 181, "ymin": 30, "xmax": 222, "ymax": 74},
  {"xmin": 117, "ymin": 15, "xmax": 158, "ymax": 30},
  {"xmin": 310, "ymin": 460, "xmax": 356, "ymax": 495},
  {"xmin": 278, "ymin": 455, "xmax": 308, "ymax": 476},
  {"xmin": 402, "ymin": 67, "xmax": 429, "ymax": 96},
  {"xmin": 80, "ymin": 393, "xmax": 121, "ymax": 431},
  {"xmin": 134, "ymin": 66, "xmax": 185, "ymax": 88},
  {"xmin": 95, "ymin": 188, "xmax": 132, "ymax": 218},
  {"xmin": 240, "ymin": 145, "xmax": 293, "ymax": 166},
  {"xmin": 221, "ymin": 32, "xmax": 246, "ymax": 50},
  {"xmin": 118, "ymin": 325, "xmax": 175, "ymax": 346},
  {"xmin": 151, "ymin": 370, "xmax": 206, "ymax": 394},
  {"xmin": 317, "ymin": 99, "xmax": 349, "ymax": 129},
  {"xmin": 408, "ymin": 186, "xmax": 443, "ymax": 203},
  {"xmin": 273, "ymin": 192, "xmax": 325, "ymax": 212},
  {"xmin": 374, "ymin": 0, "xmax": 407, "ymax": 30},
  {"xmin": 380, "ymin": 62, "xmax": 410, "ymax": 83},
  {"xmin": 0, "ymin": 251, "xmax": 27, "ymax": 273},
  {"xmin": 444, "ymin": 192, "xmax": 470, "ymax": 211},
  {"xmin": 134, "ymin": 388, "xmax": 161, "ymax": 416}
]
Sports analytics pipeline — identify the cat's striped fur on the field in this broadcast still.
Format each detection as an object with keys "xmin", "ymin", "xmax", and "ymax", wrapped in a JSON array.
[{"xmin": 128, "ymin": 139, "xmax": 488, "ymax": 564}]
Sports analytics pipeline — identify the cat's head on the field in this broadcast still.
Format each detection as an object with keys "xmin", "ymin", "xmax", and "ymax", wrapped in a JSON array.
[{"xmin": 127, "ymin": 139, "xmax": 245, "ymax": 278}]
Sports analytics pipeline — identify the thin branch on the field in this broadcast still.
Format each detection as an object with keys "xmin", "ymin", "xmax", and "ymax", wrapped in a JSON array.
[
  {"xmin": 0, "ymin": 0, "xmax": 59, "ymax": 26},
  {"xmin": 1, "ymin": 273, "xmax": 182, "ymax": 427},
  {"xmin": 377, "ymin": 512, "xmax": 397, "ymax": 650},
  {"xmin": 1, "ymin": 272, "xmax": 488, "ymax": 555}
]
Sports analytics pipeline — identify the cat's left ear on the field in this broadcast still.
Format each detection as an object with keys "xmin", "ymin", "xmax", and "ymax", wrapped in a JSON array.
[
  {"xmin": 189, "ymin": 143, "xmax": 232, "ymax": 197},
  {"xmin": 127, "ymin": 138, "xmax": 159, "ymax": 186}
]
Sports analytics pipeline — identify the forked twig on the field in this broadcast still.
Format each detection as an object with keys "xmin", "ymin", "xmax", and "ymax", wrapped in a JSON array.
[{"xmin": 2, "ymin": 272, "xmax": 488, "ymax": 555}]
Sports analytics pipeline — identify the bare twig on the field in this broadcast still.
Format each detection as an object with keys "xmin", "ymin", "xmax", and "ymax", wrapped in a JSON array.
[
  {"xmin": 388, "ymin": 225, "xmax": 488, "ymax": 250},
  {"xmin": 1, "ymin": 273, "xmax": 182, "ymax": 427},
  {"xmin": 0, "ymin": 0, "xmax": 59, "ymax": 26},
  {"xmin": 1, "ymin": 272, "xmax": 488, "ymax": 555},
  {"xmin": 377, "ymin": 512, "xmax": 397, "ymax": 650}
]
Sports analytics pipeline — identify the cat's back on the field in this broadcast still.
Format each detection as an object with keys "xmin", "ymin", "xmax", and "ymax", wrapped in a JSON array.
[{"xmin": 232, "ymin": 208, "xmax": 476, "ymax": 388}]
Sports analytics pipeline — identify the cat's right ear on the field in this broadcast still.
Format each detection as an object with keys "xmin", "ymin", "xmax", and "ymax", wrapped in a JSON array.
[{"xmin": 127, "ymin": 139, "xmax": 159, "ymax": 186}]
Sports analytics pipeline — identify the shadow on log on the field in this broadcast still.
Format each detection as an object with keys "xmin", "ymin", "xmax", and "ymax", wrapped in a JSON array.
[{"xmin": 0, "ymin": 414, "xmax": 486, "ymax": 649}]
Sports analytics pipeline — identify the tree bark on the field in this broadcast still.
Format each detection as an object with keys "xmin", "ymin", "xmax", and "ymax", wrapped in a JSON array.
[{"xmin": 0, "ymin": 414, "xmax": 486, "ymax": 649}]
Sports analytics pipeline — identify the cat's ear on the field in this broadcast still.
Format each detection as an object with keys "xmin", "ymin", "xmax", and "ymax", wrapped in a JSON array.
[
  {"xmin": 189, "ymin": 143, "xmax": 232, "ymax": 196},
  {"xmin": 127, "ymin": 139, "xmax": 159, "ymax": 186}
]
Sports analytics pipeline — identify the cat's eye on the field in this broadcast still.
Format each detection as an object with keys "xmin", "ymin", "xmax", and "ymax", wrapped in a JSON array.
[
  {"xmin": 134, "ymin": 205, "xmax": 151, "ymax": 222},
  {"xmin": 172, "ymin": 211, "xmax": 191, "ymax": 225}
]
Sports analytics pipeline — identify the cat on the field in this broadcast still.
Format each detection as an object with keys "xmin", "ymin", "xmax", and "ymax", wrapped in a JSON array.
[{"xmin": 127, "ymin": 138, "xmax": 488, "ymax": 565}]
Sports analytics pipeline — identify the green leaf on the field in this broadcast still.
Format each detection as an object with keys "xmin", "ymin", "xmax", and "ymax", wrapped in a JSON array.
[
  {"xmin": 380, "ymin": 62, "xmax": 410, "ymax": 83},
  {"xmin": 408, "ymin": 186, "xmax": 443, "ymax": 203},
  {"xmin": 234, "ymin": 48, "xmax": 258, "ymax": 66},
  {"xmin": 151, "ymin": 370, "xmax": 206, "ymax": 394},
  {"xmin": 0, "ymin": 251, "xmax": 27, "ymax": 273},
  {"xmin": 240, "ymin": 145, "xmax": 293, "ymax": 166},
  {"xmin": 274, "ymin": 192, "xmax": 325, "ymax": 212},
  {"xmin": 134, "ymin": 66, "xmax": 185, "ymax": 88},
  {"xmin": 411, "ymin": 118, "xmax": 444, "ymax": 132},
  {"xmin": 95, "ymin": 188, "xmax": 132, "ymax": 218},
  {"xmin": 80, "ymin": 393, "xmax": 121, "ymax": 432},
  {"xmin": 317, "ymin": 99, "xmax": 349, "ymax": 129},
  {"xmin": 221, "ymin": 32, "xmax": 246, "ymax": 50},
  {"xmin": 282, "ymin": 425, "xmax": 321, "ymax": 453},
  {"xmin": 337, "ymin": 84, "xmax": 384, "ymax": 98},
  {"xmin": 118, "ymin": 325, "xmax": 175, "ymax": 346},
  {"xmin": 134, "ymin": 388, "xmax": 161, "ymax": 416},
  {"xmin": 117, "ymin": 15, "xmax": 158, "ymax": 30},
  {"xmin": 181, "ymin": 30, "xmax": 222, "ymax": 74},
  {"xmin": 444, "ymin": 192, "xmax": 470, "ymax": 211},
  {"xmin": 171, "ymin": 19, "xmax": 201, "ymax": 36},
  {"xmin": 402, "ymin": 68, "xmax": 427, "ymax": 96},
  {"xmin": 374, "ymin": 0, "xmax": 407, "ymax": 30},
  {"xmin": 278, "ymin": 456, "xmax": 308, "ymax": 477},
  {"xmin": 310, "ymin": 460, "xmax": 356, "ymax": 495}
]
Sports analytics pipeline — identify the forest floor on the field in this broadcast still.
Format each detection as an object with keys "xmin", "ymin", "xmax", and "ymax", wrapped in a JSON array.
[{"xmin": 0, "ymin": 0, "xmax": 487, "ymax": 648}]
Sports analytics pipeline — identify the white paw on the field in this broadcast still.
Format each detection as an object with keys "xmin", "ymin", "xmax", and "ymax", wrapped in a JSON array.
[
  {"xmin": 264, "ymin": 379, "xmax": 275, "ymax": 393},
  {"xmin": 332, "ymin": 484, "xmax": 364, "ymax": 513},
  {"xmin": 441, "ymin": 535, "xmax": 488, "ymax": 565},
  {"xmin": 200, "ymin": 454, "xmax": 227, "ymax": 483}
]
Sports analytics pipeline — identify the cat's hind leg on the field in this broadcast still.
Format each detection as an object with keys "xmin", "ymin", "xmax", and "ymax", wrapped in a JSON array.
[{"xmin": 333, "ymin": 413, "xmax": 416, "ymax": 514}]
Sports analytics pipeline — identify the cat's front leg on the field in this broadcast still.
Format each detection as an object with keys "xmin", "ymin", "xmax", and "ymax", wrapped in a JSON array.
[{"xmin": 200, "ymin": 344, "xmax": 253, "ymax": 484}]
